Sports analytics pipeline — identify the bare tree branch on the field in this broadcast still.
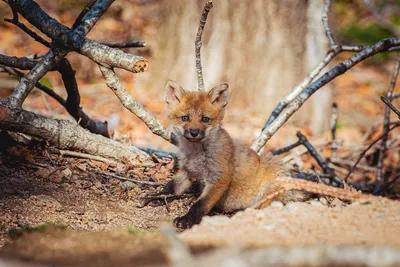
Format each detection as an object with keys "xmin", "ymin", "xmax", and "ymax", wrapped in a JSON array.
[
  {"xmin": 8, "ymin": 48, "xmax": 67, "ymax": 107},
  {"xmin": 0, "ymin": 54, "xmax": 48, "ymax": 70},
  {"xmin": 99, "ymin": 65, "xmax": 178, "ymax": 145},
  {"xmin": 381, "ymin": 96, "xmax": 400, "ymax": 118},
  {"xmin": 6, "ymin": 0, "xmax": 118, "ymax": 107},
  {"xmin": 10, "ymin": 0, "xmax": 146, "ymax": 73},
  {"xmin": 71, "ymin": 0, "xmax": 98, "ymax": 30},
  {"xmin": 4, "ymin": 18, "xmax": 51, "ymax": 48},
  {"xmin": 58, "ymin": 59, "xmax": 110, "ymax": 137},
  {"xmin": 330, "ymin": 102, "xmax": 338, "ymax": 158},
  {"xmin": 0, "ymin": 100, "xmax": 153, "ymax": 165},
  {"xmin": 251, "ymin": 37, "xmax": 400, "ymax": 153},
  {"xmin": 376, "ymin": 55, "xmax": 400, "ymax": 184},
  {"xmin": 1, "ymin": 64, "xmax": 110, "ymax": 137},
  {"xmin": 322, "ymin": 0, "xmax": 336, "ymax": 47},
  {"xmin": 296, "ymin": 131, "xmax": 342, "ymax": 185},
  {"xmin": 195, "ymin": 0, "xmax": 213, "ymax": 92},
  {"xmin": 102, "ymin": 41, "xmax": 146, "ymax": 48}
]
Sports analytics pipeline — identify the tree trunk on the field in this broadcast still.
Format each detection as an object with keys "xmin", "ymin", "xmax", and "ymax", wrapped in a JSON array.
[
  {"xmin": 307, "ymin": 0, "xmax": 333, "ymax": 134},
  {"xmin": 141, "ymin": 0, "xmax": 309, "ymax": 120}
]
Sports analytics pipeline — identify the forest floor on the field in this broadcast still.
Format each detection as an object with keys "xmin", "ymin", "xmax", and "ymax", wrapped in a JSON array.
[{"xmin": 0, "ymin": 141, "xmax": 400, "ymax": 266}]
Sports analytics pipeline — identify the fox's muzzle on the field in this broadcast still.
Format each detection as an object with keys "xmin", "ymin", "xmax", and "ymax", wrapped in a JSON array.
[{"xmin": 184, "ymin": 129, "xmax": 205, "ymax": 142}]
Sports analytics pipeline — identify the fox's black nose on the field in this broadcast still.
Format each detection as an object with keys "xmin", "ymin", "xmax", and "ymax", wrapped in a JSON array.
[{"xmin": 189, "ymin": 129, "xmax": 200, "ymax": 137}]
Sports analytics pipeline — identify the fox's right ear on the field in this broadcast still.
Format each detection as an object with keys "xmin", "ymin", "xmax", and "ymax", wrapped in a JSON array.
[{"xmin": 165, "ymin": 80, "xmax": 186, "ymax": 106}]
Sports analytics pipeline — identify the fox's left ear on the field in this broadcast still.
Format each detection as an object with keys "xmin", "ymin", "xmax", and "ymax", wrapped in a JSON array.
[
  {"xmin": 165, "ymin": 80, "xmax": 186, "ymax": 106},
  {"xmin": 208, "ymin": 83, "xmax": 229, "ymax": 108}
]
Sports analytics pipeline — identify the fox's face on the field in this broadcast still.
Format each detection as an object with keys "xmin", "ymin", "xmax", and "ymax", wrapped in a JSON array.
[{"xmin": 165, "ymin": 80, "xmax": 229, "ymax": 142}]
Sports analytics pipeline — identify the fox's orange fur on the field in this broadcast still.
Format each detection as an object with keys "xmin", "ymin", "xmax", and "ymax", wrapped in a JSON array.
[{"xmin": 157, "ymin": 80, "xmax": 307, "ymax": 228}]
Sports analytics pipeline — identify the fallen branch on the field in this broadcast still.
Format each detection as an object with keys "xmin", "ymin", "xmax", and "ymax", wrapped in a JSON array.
[
  {"xmin": 0, "ymin": 64, "xmax": 109, "ymax": 137},
  {"xmin": 0, "ymin": 100, "xmax": 153, "ymax": 166},
  {"xmin": 296, "ymin": 131, "xmax": 342, "ymax": 185},
  {"xmin": 195, "ymin": 0, "xmax": 213, "ymax": 91}
]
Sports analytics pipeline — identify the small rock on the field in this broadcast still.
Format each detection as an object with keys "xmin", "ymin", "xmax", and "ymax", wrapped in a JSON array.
[
  {"xmin": 94, "ymin": 181, "xmax": 102, "ymax": 189},
  {"xmin": 319, "ymin": 197, "xmax": 327, "ymax": 205},
  {"xmin": 120, "ymin": 181, "xmax": 136, "ymax": 191},
  {"xmin": 330, "ymin": 198, "xmax": 344, "ymax": 208},
  {"xmin": 270, "ymin": 201, "xmax": 284, "ymax": 208},
  {"xmin": 309, "ymin": 200, "xmax": 324, "ymax": 207},
  {"xmin": 61, "ymin": 168, "xmax": 73, "ymax": 178},
  {"xmin": 285, "ymin": 202, "xmax": 308, "ymax": 211}
]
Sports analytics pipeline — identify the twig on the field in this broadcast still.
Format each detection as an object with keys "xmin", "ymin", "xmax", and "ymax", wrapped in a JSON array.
[
  {"xmin": 374, "ymin": 175, "xmax": 400, "ymax": 195},
  {"xmin": 282, "ymin": 140, "xmax": 331, "ymax": 163},
  {"xmin": 0, "ymin": 53, "xmax": 58, "ymax": 71},
  {"xmin": 99, "ymin": 65, "xmax": 178, "ymax": 145},
  {"xmin": 71, "ymin": 0, "xmax": 98, "ymax": 29},
  {"xmin": 376, "ymin": 55, "xmax": 400, "ymax": 183},
  {"xmin": 381, "ymin": 96, "xmax": 400, "ymax": 119},
  {"xmin": 58, "ymin": 149, "xmax": 117, "ymax": 164},
  {"xmin": 271, "ymin": 140, "xmax": 302, "ymax": 155},
  {"xmin": 329, "ymin": 158, "xmax": 376, "ymax": 172},
  {"xmin": 322, "ymin": 0, "xmax": 336, "ymax": 46},
  {"xmin": 4, "ymin": 18, "xmax": 51, "ymax": 48},
  {"xmin": 330, "ymin": 103, "xmax": 338, "ymax": 158},
  {"xmin": 102, "ymin": 41, "xmax": 146, "ymax": 48},
  {"xmin": 391, "ymin": 93, "xmax": 400, "ymax": 100},
  {"xmin": 58, "ymin": 59, "xmax": 109, "ymax": 137},
  {"xmin": 138, "ymin": 194, "xmax": 193, "ymax": 208},
  {"xmin": 296, "ymin": 131, "xmax": 342, "ymax": 185},
  {"xmin": 344, "ymin": 123, "xmax": 400, "ymax": 182},
  {"xmin": 100, "ymin": 172, "xmax": 164, "ymax": 186},
  {"xmin": 195, "ymin": 0, "xmax": 213, "ymax": 92}
]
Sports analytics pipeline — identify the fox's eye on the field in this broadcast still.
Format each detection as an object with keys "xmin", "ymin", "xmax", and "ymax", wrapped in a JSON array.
[
  {"xmin": 181, "ymin": 115, "xmax": 189, "ymax": 122},
  {"xmin": 201, "ymin": 116, "xmax": 210, "ymax": 123}
]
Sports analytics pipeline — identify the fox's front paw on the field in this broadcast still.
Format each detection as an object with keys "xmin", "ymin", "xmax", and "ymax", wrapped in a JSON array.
[{"xmin": 173, "ymin": 212, "xmax": 202, "ymax": 229}]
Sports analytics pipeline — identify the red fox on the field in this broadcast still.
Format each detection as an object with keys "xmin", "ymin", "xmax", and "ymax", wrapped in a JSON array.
[{"xmin": 149, "ymin": 80, "xmax": 307, "ymax": 229}]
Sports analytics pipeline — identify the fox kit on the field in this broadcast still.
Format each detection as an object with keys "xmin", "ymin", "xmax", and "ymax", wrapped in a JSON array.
[{"xmin": 152, "ymin": 80, "xmax": 306, "ymax": 229}]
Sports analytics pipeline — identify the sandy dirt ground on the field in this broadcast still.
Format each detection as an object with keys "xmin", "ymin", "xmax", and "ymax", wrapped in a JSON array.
[{"xmin": 0, "ymin": 144, "xmax": 400, "ymax": 266}]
